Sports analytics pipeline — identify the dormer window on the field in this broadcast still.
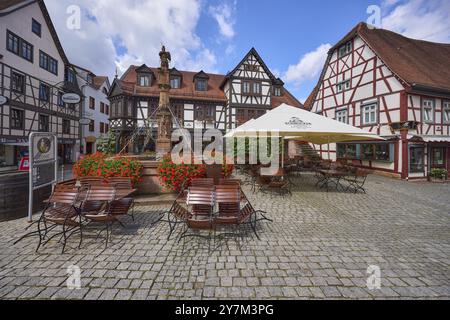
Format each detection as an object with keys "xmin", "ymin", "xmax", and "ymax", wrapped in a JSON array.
[
  {"xmin": 194, "ymin": 70, "xmax": 209, "ymax": 92},
  {"xmin": 170, "ymin": 76, "xmax": 181, "ymax": 89},
  {"xmin": 66, "ymin": 68, "xmax": 76, "ymax": 84},
  {"xmin": 338, "ymin": 41, "xmax": 352, "ymax": 58},
  {"xmin": 196, "ymin": 79, "xmax": 207, "ymax": 91},
  {"xmin": 170, "ymin": 68, "xmax": 182, "ymax": 89},
  {"xmin": 87, "ymin": 74, "xmax": 93, "ymax": 85},
  {"xmin": 273, "ymin": 78, "xmax": 284, "ymax": 97},
  {"xmin": 273, "ymin": 86, "xmax": 282, "ymax": 96},
  {"xmin": 138, "ymin": 74, "xmax": 151, "ymax": 87},
  {"xmin": 135, "ymin": 64, "xmax": 154, "ymax": 87}
]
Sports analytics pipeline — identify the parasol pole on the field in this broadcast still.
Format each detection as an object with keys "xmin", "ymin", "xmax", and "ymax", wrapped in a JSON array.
[{"xmin": 328, "ymin": 136, "xmax": 331, "ymax": 160}]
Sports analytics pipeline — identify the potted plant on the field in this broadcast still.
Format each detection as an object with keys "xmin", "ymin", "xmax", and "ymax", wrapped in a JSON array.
[{"xmin": 429, "ymin": 168, "xmax": 448, "ymax": 182}]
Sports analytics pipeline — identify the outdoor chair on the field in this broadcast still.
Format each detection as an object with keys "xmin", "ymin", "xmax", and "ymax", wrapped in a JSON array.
[
  {"xmin": 107, "ymin": 177, "xmax": 135, "ymax": 221},
  {"xmin": 178, "ymin": 186, "xmax": 215, "ymax": 245},
  {"xmin": 109, "ymin": 198, "xmax": 134, "ymax": 225},
  {"xmin": 79, "ymin": 176, "xmax": 104, "ymax": 187},
  {"xmin": 218, "ymin": 178, "xmax": 241, "ymax": 186},
  {"xmin": 81, "ymin": 186, "xmax": 117, "ymax": 248},
  {"xmin": 213, "ymin": 185, "xmax": 261, "ymax": 240},
  {"xmin": 14, "ymin": 186, "xmax": 83, "ymax": 254},
  {"xmin": 213, "ymin": 185, "xmax": 242, "ymax": 240},
  {"xmin": 344, "ymin": 169, "xmax": 369, "ymax": 194},
  {"xmin": 190, "ymin": 178, "xmax": 214, "ymax": 188},
  {"xmin": 160, "ymin": 181, "xmax": 191, "ymax": 240},
  {"xmin": 164, "ymin": 200, "xmax": 192, "ymax": 240},
  {"xmin": 240, "ymin": 188, "xmax": 273, "ymax": 225}
]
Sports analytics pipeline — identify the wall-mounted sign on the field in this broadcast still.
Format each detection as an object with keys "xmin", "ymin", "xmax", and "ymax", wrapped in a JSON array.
[
  {"xmin": 79, "ymin": 118, "xmax": 91, "ymax": 125},
  {"xmin": 62, "ymin": 93, "xmax": 81, "ymax": 104},
  {"xmin": 0, "ymin": 95, "xmax": 8, "ymax": 106}
]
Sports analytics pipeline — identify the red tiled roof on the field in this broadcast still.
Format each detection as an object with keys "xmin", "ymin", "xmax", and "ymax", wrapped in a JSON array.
[
  {"xmin": 356, "ymin": 23, "xmax": 450, "ymax": 93},
  {"xmin": 120, "ymin": 66, "xmax": 227, "ymax": 102},
  {"xmin": 118, "ymin": 65, "xmax": 303, "ymax": 108},
  {"xmin": 305, "ymin": 22, "xmax": 450, "ymax": 109},
  {"xmin": 92, "ymin": 76, "xmax": 108, "ymax": 90}
]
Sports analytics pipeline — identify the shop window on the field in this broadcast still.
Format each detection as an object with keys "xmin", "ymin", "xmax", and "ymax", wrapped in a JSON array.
[
  {"xmin": 409, "ymin": 146, "xmax": 425, "ymax": 173},
  {"xmin": 431, "ymin": 147, "xmax": 445, "ymax": 167}
]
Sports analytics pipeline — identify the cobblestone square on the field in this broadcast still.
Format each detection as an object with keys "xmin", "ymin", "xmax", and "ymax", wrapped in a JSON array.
[{"xmin": 0, "ymin": 174, "xmax": 449, "ymax": 300}]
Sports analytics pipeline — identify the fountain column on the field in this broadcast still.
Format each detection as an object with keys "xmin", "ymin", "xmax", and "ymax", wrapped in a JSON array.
[{"xmin": 155, "ymin": 46, "xmax": 173, "ymax": 160}]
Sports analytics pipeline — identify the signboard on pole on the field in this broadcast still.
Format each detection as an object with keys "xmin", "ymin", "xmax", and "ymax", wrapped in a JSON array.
[{"xmin": 28, "ymin": 132, "xmax": 58, "ymax": 222}]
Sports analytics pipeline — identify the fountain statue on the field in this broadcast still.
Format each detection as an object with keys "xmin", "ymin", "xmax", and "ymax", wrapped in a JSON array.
[{"xmin": 155, "ymin": 45, "xmax": 173, "ymax": 159}]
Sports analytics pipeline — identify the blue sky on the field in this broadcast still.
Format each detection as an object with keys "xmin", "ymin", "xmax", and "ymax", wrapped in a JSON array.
[{"xmin": 46, "ymin": 0, "xmax": 450, "ymax": 103}]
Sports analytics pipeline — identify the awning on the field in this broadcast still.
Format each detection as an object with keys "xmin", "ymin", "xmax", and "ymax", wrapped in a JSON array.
[
  {"xmin": 416, "ymin": 135, "xmax": 450, "ymax": 143},
  {"xmin": 2, "ymin": 142, "xmax": 28, "ymax": 147}
]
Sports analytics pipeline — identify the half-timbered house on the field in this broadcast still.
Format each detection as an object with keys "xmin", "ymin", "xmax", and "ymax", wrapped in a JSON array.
[
  {"xmin": 0, "ymin": 0, "xmax": 82, "ymax": 170},
  {"xmin": 109, "ymin": 48, "xmax": 302, "ymax": 153},
  {"xmin": 304, "ymin": 22, "xmax": 450, "ymax": 180}
]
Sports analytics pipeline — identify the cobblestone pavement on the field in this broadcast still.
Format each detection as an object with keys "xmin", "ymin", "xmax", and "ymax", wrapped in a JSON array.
[{"xmin": 0, "ymin": 174, "xmax": 449, "ymax": 300}]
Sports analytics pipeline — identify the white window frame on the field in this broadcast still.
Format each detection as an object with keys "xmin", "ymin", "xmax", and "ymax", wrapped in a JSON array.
[
  {"xmin": 252, "ymin": 82, "xmax": 261, "ymax": 95},
  {"xmin": 443, "ymin": 101, "xmax": 450, "ymax": 124},
  {"xmin": 273, "ymin": 87, "xmax": 282, "ymax": 97},
  {"xmin": 361, "ymin": 103, "xmax": 378, "ymax": 125},
  {"xmin": 170, "ymin": 76, "xmax": 180, "ymax": 89},
  {"xmin": 422, "ymin": 99, "xmax": 434, "ymax": 123},
  {"xmin": 336, "ymin": 108, "xmax": 348, "ymax": 124},
  {"xmin": 338, "ymin": 41, "xmax": 352, "ymax": 58},
  {"xmin": 138, "ymin": 74, "xmax": 151, "ymax": 87},
  {"xmin": 336, "ymin": 80, "xmax": 351, "ymax": 93}
]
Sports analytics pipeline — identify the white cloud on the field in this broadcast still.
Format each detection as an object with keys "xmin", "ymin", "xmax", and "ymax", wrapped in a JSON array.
[
  {"xmin": 45, "ymin": 0, "xmax": 218, "ymax": 79},
  {"xmin": 282, "ymin": 43, "xmax": 332, "ymax": 87},
  {"xmin": 208, "ymin": 1, "xmax": 237, "ymax": 39},
  {"xmin": 381, "ymin": 0, "xmax": 450, "ymax": 42}
]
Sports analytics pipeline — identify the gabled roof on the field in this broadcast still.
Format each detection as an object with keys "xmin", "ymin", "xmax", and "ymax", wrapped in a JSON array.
[
  {"xmin": 224, "ymin": 47, "xmax": 277, "ymax": 82},
  {"xmin": 93, "ymin": 76, "xmax": 109, "ymax": 90},
  {"xmin": 135, "ymin": 64, "xmax": 154, "ymax": 74},
  {"xmin": 193, "ymin": 70, "xmax": 210, "ymax": 80},
  {"xmin": 170, "ymin": 68, "xmax": 182, "ymax": 77},
  {"xmin": 305, "ymin": 22, "xmax": 450, "ymax": 109}
]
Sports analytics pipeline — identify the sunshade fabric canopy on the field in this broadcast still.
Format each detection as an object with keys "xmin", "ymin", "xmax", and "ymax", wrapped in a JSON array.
[{"xmin": 224, "ymin": 104, "xmax": 383, "ymax": 145}]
